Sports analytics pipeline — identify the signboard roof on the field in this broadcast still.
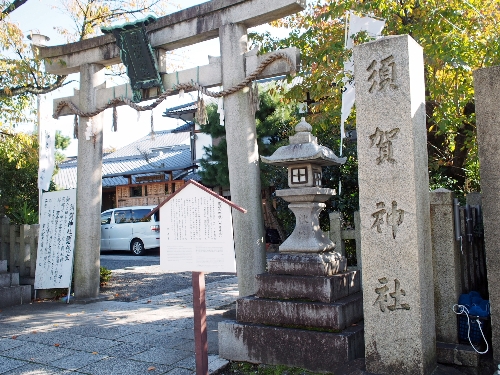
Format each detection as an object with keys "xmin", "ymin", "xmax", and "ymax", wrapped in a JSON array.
[{"xmin": 149, "ymin": 179, "xmax": 246, "ymax": 217}]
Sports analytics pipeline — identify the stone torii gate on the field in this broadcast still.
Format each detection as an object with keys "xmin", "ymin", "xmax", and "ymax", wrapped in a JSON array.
[{"xmin": 39, "ymin": 0, "xmax": 305, "ymax": 298}]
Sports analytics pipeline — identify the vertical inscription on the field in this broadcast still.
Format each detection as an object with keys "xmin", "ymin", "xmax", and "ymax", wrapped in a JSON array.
[
  {"xmin": 35, "ymin": 190, "xmax": 77, "ymax": 289},
  {"xmin": 371, "ymin": 201, "xmax": 404, "ymax": 239},
  {"xmin": 367, "ymin": 55, "xmax": 398, "ymax": 93},
  {"xmin": 374, "ymin": 277, "xmax": 410, "ymax": 312},
  {"xmin": 369, "ymin": 127, "xmax": 400, "ymax": 165},
  {"xmin": 169, "ymin": 196, "xmax": 223, "ymax": 242}
]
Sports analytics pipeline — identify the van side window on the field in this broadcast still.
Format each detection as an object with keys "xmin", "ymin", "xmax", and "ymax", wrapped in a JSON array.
[
  {"xmin": 101, "ymin": 212, "xmax": 112, "ymax": 225},
  {"xmin": 114, "ymin": 210, "xmax": 132, "ymax": 224},
  {"xmin": 153, "ymin": 210, "xmax": 160, "ymax": 222},
  {"xmin": 131, "ymin": 209, "xmax": 151, "ymax": 222}
]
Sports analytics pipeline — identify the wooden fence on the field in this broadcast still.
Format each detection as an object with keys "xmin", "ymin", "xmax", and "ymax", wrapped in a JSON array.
[
  {"xmin": 329, "ymin": 211, "xmax": 361, "ymax": 267},
  {"xmin": 459, "ymin": 193, "xmax": 488, "ymax": 298},
  {"xmin": 0, "ymin": 216, "xmax": 39, "ymax": 282}
]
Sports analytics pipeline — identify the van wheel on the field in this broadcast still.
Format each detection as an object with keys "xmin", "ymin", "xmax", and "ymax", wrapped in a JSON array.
[{"xmin": 131, "ymin": 239, "xmax": 145, "ymax": 256}]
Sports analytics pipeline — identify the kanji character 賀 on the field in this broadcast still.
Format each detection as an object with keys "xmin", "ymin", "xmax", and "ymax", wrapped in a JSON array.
[{"xmin": 369, "ymin": 127, "xmax": 400, "ymax": 165}]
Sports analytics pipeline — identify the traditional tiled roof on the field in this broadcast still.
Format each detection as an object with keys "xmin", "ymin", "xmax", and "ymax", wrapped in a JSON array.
[
  {"xmin": 54, "ymin": 130, "xmax": 195, "ymax": 190},
  {"xmin": 162, "ymin": 101, "xmax": 197, "ymax": 122},
  {"xmin": 103, "ymin": 131, "xmax": 190, "ymax": 159},
  {"xmin": 171, "ymin": 122, "xmax": 194, "ymax": 133}
]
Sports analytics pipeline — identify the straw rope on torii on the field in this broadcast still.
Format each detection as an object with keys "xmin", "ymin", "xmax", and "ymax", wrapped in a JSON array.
[{"xmin": 53, "ymin": 52, "xmax": 296, "ymax": 120}]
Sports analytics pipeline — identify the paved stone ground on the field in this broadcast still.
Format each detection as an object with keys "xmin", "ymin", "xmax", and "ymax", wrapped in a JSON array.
[
  {"xmin": 100, "ymin": 265, "xmax": 237, "ymax": 303},
  {"xmin": 0, "ymin": 266, "xmax": 239, "ymax": 375}
]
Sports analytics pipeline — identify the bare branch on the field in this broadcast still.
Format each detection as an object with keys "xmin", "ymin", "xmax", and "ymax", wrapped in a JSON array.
[
  {"xmin": 0, "ymin": 75, "xmax": 71, "ymax": 98},
  {"xmin": 1, "ymin": 0, "xmax": 29, "ymax": 16}
]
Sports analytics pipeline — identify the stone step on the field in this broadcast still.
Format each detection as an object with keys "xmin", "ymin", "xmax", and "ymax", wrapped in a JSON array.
[
  {"xmin": 256, "ymin": 269, "xmax": 360, "ymax": 303},
  {"xmin": 267, "ymin": 253, "xmax": 347, "ymax": 276},
  {"xmin": 0, "ymin": 272, "xmax": 20, "ymax": 287},
  {"xmin": 0, "ymin": 260, "xmax": 7, "ymax": 273},
  {"xmin": 436, "ymin": 342, "xmax": 480, "ymax": 371},
  {"xmin": 237, "ymin": 292, "xmax": 363, "ymax": 331},
  {"xmin": 218, "ymin": 320, "xmax": 364, "ymax": 373},
  {"xmin": 0, "ymin": 285, "xmax": 31, "ymax": 308}
]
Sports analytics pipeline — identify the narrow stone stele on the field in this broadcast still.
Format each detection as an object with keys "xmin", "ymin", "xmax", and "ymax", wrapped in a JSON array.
[{"xmin": 354, "ymin": 35, "xmax": 436, "ymax": 374}]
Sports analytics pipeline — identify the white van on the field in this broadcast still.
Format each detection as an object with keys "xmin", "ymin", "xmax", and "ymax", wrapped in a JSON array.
[{"xmin": 100, "ymin": 205, "xmax": 160, "ymax": 255}]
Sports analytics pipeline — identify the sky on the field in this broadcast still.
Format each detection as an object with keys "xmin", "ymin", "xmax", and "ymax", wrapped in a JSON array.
[{"xmin": 9, "ymin": 0, "xmax": 298, "ymax": 156}]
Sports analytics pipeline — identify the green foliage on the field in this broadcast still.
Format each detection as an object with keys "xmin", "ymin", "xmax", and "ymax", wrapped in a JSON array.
[
  {"xmin": 100, "ymin": 266, "xmax": 112, "ymax": 286},
  {"xmin": 0, "ymin": 127, "xmax": 61, "ymax": 223},
  {"xmin": 55, "ymin": 130, "xmax": 71, "ymax": 164},
  {"xmin": 198, "ymin": 105, "xmax": 231, "ymax": 188},
  {"xmin": 0, "ymin": 129, "xmax": 40, "ymax": 220},
  {"xmin": 9, "ymin": 201, "xmax": 38, "ymax": 225},
  {"xmin": 55, "ymin": 130, "xmax": 71, "ymax": 151},
  {"xmin": 225, "ymin": 361, "xmax": 323, "ymax": 375},
  {"xmin": 253, "ymin": 0, "xmax": 500, "ymax": 208}
]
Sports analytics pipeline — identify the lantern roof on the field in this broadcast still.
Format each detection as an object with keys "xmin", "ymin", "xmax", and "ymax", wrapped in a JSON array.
[{"xmin": 261, "ymin": 118, "xmax": 346, "ymax": 167}]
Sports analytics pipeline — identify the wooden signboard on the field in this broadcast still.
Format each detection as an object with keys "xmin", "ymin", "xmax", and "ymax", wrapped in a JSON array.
[
  {"xmin": 34, "ymin": 189, "xmax": 77, "ymax": 292},
  {"xmin": 151, "ymin": 180, "xmax": 244, "ymax": 375},
  {"xmin": 157, "ymin": 180, "xmax": 243, "ymax": 273}
]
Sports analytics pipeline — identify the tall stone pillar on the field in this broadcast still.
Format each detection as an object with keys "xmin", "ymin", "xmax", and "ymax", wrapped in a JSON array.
[
  {"xmin": 354, "ymin": 35, "xmax": 436, "ymax": 374},
  {"xmin": 74, "ymin": 63, "xmax": 105, "ymax": 299},
  {"xmin": 473, "ymin": 65, "xmax": 500, "ymax": 364},
  {"xmin": 430, "ymin": 188, "xmax": 461, "ymax": 343},
  {"xmin": 219, "ymin": 24, "xmax": 266, "ymax": 297}
]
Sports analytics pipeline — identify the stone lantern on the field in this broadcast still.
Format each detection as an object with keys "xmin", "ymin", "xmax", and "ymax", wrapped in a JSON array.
[
  {"xmin": 219, "ymin": 118, "xmax": 365, "ymax": 369},
  {"xmin": 261, "ymin": 117, "xmax": 347, "ymax": 271}
]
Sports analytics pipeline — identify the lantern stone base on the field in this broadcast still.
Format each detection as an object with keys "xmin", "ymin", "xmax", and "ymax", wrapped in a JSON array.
[
  {"xmin": 237, "ymin": 293, "xmax": 363, "ymax": 330},
  {"xmin": 267, "ymin": 252, "xmax": 347, "ymax": 276},
  {"xmin": 218, "ymin": 253, "xmax": 364, "ymax": 372},
  {"xmin": 256, "ymin": 268, "xmax": 360, "ymax": 303},
  {"xmin": 277, "ymin": 201, "xmax": 334, "ymax": 253},
  {"xmin": 218, "ymin": 321, "xmax": 365, "ymax": 373}
]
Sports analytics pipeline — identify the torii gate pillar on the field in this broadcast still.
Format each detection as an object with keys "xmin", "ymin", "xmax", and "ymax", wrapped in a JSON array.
[
  {"xmin": 220, "ymin": 24, "xmax": 266, "ymax": 296},
  {"xmin": 74, "ymin": 63, "xmax": 105, "ymax": 298}
]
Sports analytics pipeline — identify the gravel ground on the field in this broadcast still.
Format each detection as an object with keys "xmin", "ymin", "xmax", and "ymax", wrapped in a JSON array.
[{"xmin": 100, "ymin": 263, "xmax": 237, "ymax": 302}]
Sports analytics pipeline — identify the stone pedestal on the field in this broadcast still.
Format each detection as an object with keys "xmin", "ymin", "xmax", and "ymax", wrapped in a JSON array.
[
  {"xmin": 354, "ymin": 35, "xmax": 436, "ymax": 374},
  {"xmin": 218, "ymin": 255, "xmax": 364, "ymax": 373},
  {"xmin": 473, "ymin": 65, "xmax": 500, "ymax": 364},
  {"xmin": 276, "ymin": 188, "xmax": 336, "ymax": 253}
]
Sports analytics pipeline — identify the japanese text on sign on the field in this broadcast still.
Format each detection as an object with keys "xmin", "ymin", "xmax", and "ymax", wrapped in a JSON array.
[
  {"xmin": 371, "ymin": 201, "xmax": 405, "ymax": 239},
  {"xmin": 160, "ymin": 182, "xmax": 237, "ymax": 273},
  {"xmin": 369, "ymin": 127, "xmax": 400, "ymax": 165},
  {"xmin": 34, "ymin": 189, "xmax": 77, "ymax": 290}
]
